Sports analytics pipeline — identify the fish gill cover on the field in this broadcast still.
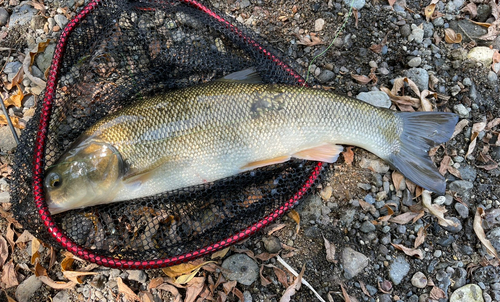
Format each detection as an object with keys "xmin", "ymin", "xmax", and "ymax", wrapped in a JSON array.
[{"xmin": 9, "ymin": 0, "xmax": 323, "ymax": 269}]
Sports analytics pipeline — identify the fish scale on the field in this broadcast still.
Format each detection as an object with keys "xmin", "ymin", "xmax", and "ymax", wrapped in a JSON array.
[{"xmin": 44, "ymin": 80, "xmax": 458, "ymax": 214}]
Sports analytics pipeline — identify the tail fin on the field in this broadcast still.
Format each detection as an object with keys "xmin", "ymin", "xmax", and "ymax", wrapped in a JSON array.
[{"xmin": 388, "ymin": 112, "xmax": 458, "ymax": 195}]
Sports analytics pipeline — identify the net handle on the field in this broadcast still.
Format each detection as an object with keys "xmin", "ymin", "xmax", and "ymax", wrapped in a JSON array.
[{"xmin": 31, "ymin": 0, "xmax": 322, "ymax": 269}]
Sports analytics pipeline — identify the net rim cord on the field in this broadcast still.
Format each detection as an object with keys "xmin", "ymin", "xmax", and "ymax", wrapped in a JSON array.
[{"xmin": 31, "ymin": 0, "xmax": 323, "ymax": 269}]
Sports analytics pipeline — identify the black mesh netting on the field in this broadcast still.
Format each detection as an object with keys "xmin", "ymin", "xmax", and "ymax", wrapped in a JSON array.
[{"xmin": 10, "ymin": 0, "xmax": 324, "ymax": 267}]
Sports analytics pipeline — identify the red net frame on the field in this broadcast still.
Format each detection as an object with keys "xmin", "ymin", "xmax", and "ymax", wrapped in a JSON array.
[{"xmin": 30, "ymin": 0, "xmax": 323, "ymax": 269}]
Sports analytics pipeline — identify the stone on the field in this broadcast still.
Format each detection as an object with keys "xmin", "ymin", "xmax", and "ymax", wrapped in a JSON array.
[
  {"xmin": 389, "ymin": 256, "xmax": 410, "ymax": 285},
  {"xmin": 409, "ymin": 24, "xmax": 424, "ymax": 44},
  {"xmin": 360, "ymin": 221, "xmax": 376, "ymax": 233},
  {"xmin": 15, "ymin": 275, "xmax": 43, "ymax": 302},
  {"xmin": 452, "ymin": 268, "xmax": 467, "ymax": 289},
  {"xmin": 476, "ymin": 4, "xmax": 492, "ymax": 22},
  {"xmin": 442, "ymin": 217, "xmax": 463, "ymax": 233},
  {"xmin": 0, "ymin": 7, "xmax": 9, "ymax": 26},
  {"xmin": 35, "ymin": 43, "xmax": 56, "ymax": 75},
  {"xmin": 0, "ymin": 191, "xmax": 10, "ymax": 203},
  {"xmin": 9, "ymin": 5, "xmax": 37, "ymax": 27},
  {"xmin": 315, "ymin": 18, "xmax": 325, "ymax": 31},
  {"xmin": 342, "ymin": 247, "xmax": 369, "ymax": 279},
  {"xmin": 222, "ymin": 254, "xmax": 259, "ymax": 286},
  {"xmin": 450, "ymin": 284, "xmax": 484, "ymax": 302},
  {"xmin": 317, "ymin": 69, "xmax": 335, "ymax": 83},
  {"xmin": 411, "ymin": 271, "xmax": 427, "ymax": 288},
  {"xmin": 449, "ymin": 180, "xmax": 474, "ymax": 195},
  {"xmin": 401, "ymin": 24, "xmax": 411, "ymax": 37},
  {"xmin": 4, "ymin": 62, "xmax": 23, "ymax": 74},
  {"xmin": 467, "ymin": 47, "xmax": 495, "ymax": 67},
  {"xmin": 404, "ymin": 68, "xmax": 428, "ymax": 92},
  {"xmin": 127, "ymin": 270, "xmax": 147, "ymax": 283},
  {"xmin": 487, "ymin": 71, "xmax": 498, "ymax": 83},
  {"xmin": 356, "ymin": 91, "xmax": 391, "ymax": 108},
  {"xmin": 54, "ymin": 14, "xmax": 69, "ymax": 29},
  {"xmin": 240, "ymin": 0, "xmax": 251, "ymax": 9},
  {"xmin": 487, "ymin": 227, "xmax": 500, "ymax": 253},
  {"xmin": 262, "ymin": 236, "xmax": 281, "ymax": 253},
  {"xmin": 453, "ymin": 104, "xmax": 469, "ymax": 119},
  {"xmin": 455, "ymin": 202, "xmax": 469, "ymax": 219},
  {"xmin": 359, "ymin": 157, "xmax": 390, "ymax": 173},
  {"xmin": 0, "ymin": 126, "xmax": 20, "ymax": 152},
  {"xmin": 343, "ymin": 0, "xmax": 365, "ymax": 10},
  {"xmin": 30, "ymin": 15, "xmax": 46, "ymax": 30},
  {"xmin": 408, "ymin": 57, "xmax": 422, "ymax": 67},
  {"xmin": 52, "ymin": 290, "xmax": 70, "ymax": 302},
  {"xmin": 449, "ymin": 20, "xmax": 488, "ymax": 43}
]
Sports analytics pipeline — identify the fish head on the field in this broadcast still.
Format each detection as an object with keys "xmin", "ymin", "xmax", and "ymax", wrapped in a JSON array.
[{"xmin": 44, "ymin": 139, "xmax": 124, "ymax": 214}]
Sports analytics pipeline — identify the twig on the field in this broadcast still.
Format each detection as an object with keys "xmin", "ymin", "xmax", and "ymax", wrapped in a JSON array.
[
  {"xmin": 0, "ymin": 93, "xmax": 20, "ymax": 146},
  {"xmin": 276, "ymin": 255, "xmax": 326, "ymax": 302}
]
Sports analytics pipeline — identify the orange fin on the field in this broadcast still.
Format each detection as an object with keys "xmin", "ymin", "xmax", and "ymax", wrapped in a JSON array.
[
  {"xmin": 241, "ymin": 155, "xmax": 290, "ymax": 171},
  {"xmin": 292, "ymin": 144, "xmax": 343, "ymax": 163}
]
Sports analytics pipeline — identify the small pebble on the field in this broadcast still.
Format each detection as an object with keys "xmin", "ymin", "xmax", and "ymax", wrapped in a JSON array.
[
  {"xmin": 314, "ymin": 18, "xmax": 325, "ymax": 31},
  {"xmin": 221, "ymin": 254, "xmax": 259, "ymax": 286},
  {"xmin": 411, "ymin": 272, "xmax": 428, "ymax": 288},
  {"xmin": 453, "ymin": 104, "xmax": 469, "ymax": 118},
  {"xmin": 356, "ymin": 91, "xmax": 391, "ymax": 108},
  {"xmin": 262, "ymin": 236, "xmax": 281, "ymax": 253},
  {"xmin": 408, "ymin": 57, "xmax": 422, "ymax": 67},
  {"xmin": 454, "ymin": 202, "xmax": 469, "ymax": 218},
  {"xmin": 342, "ymin": 247, "xmax": 369, "ymax": 279},
  {"xmin": 450, "ymin": 284, "xmax": 483, "ymax": 302},
  {"xmin": 360, "ymin": 221, "xmax": 376, "ymax": 233},
  {"xmin": 487, "ymin": 71, "xmax": 498, "ymax": 83},
  {"xmin": 389, "ymin": 256, "xmax": 410, "ymax": 285}
]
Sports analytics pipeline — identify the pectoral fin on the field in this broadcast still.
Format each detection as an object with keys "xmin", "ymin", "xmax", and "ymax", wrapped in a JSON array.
[{"xmin": 292, "ymin": 144, "xmax": 343, "ymax": 163}]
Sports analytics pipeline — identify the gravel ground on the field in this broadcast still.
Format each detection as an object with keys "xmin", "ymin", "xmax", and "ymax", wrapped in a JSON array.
[{"xmin": 1, "ymin": 0, "xmax": 500, "ymax": 301}]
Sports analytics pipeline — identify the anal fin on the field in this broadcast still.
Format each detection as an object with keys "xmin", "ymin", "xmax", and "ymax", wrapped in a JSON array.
[
  {"xmin": 240, "ymin": 155, "xmax": 290, "ymax": 171},
  {"xmin": 292, "ymin": 144, "xmax": 343, "ymax": 163}
]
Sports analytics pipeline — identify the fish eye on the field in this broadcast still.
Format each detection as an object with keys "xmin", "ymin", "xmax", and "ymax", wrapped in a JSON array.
[{"xmin": 48, "ymin": 173, "xmax": 62, "ymax": 188}]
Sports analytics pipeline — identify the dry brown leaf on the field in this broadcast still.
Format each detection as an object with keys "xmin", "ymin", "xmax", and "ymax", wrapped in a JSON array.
[
  {"xmin": 340, "ymin": 283, "xmax": 352, "ymax": 302},
  {"xmin": 117, "ymin": 277, "xmax": 140, "ymax": 301},
  {"xmin": 359, "ymin": 280, "xmax": 371, "ymax": 297},
  {"xmin": 296, "ymin": 33, "xmax": 324, "ymax": 46},
  {"xmin": 430, "ymin": 286, "xmax": 446, "ymax": 299},
  {"xmin": 474, "ymin": 208, "xmax": 500, "ymax": 260},
  {"xmin": 255, "ymin": 252, "xmax": 278, "ymax": 261},
  {"xmin": 162, "ymin": 259, "xmax": 210, "ymax": 278},
  {"xmin": 156, "ymin": 283, "xmax": 182, "ymax": 302},
  {"xmin": 439, "ymin": 155, "xmax": 451, "ymax": 176},
  {"xmin": 491, "ymin": 0, "xmax": 499, "ymax": 20},
  {"xmin": 63, "ymin": 271, "xmax": 99, "ymax": 284},
  {"xmin": 287, "ymin": 209, "xmax": 300, "ymax": 234},
  {"xmin": 0, "ymin": 236, "xmax": 8, "ymax": 268},
  {"xmin": 38, "ymin": 275, "xmax": 77, "ymax": 289},
  {"xmin": 266, "ymin": 223, "xmax": 286, "ymax": 235},
  {"xmin": 223, "ymin": 280, "xmax": 237, "ymax": 294},
  {"xmin": 424, "ymin": 3, "xmax": 436, "ymax": 22},
  {"xmin": 231, "ymin": 247, "xmax": 255, "ymax": 260},
  {"xmin": 273, "ymin": 266, "xmax": 289, "ymax": 288},
  {"xmin": 461, "ymin": 2, "xmax": 477, "ymax": 19},
  {"xmin": 23, "ymin": 40, "xmax": 52, "ymax": 89},
  {"xmin": 1, "ymin": 261, "xmax": 18, "ymax": 288},
  {"xmin": 422, "ymin": 190, "xmax": 458, "ymax": 228},
  {"xmin": 480, "ymin": 19, "xmax": 500, "ymax": 40},
  {"xmin": 466, "ymin": 121, "xmax": 486, "ymax": 157},
  {"xmin": 280, "ymin": 265, "xmax": 304, "ymax": 302},
  {"xmin": 444, "ymin": 28, "xmax": 462, "ymax": 43},
  {"xmin": 139, "ymin": 291, "xmax": 155, "ymax": 302},
  {"xmin": 323, "ymin": 236, "xmax": 338, "ymax": 264},
  {"xmin": 414, "ymin": 226, "xmax": 426, "ymax": 248},
  {"xmin": 175, "ymin": 267, "xmax": 201, "ymax": 285},
  {"xmin": 388, "ymin": 0, "xmax": 396, "ymax": 8},
  {"xmin": 392, "ymin": 243, "xmax": 424, "ymax": 259},
  {"xmin": 351, "ymin": 73, "xmax": 372, "ymax": 85},
  {"xmin": 211, "ymin": 247, "xmax": 230, "ymax": 259},
  {"xmin": 34, "ymin": 260, "xmax": 47, "ymax": 277},
  {"xmin": 2, "ymin": 289, "xmax": 16, "ymax": 302},
  {"xmin": 369, "ymin": 43, "xmax": 383, "ymax": 54},
  {"xmin": 451, "ymin": 119, "xmax": 469, "ymax": 139},
  {"xmin": 389, "ymin": 212, "xmax": 419, "ymax": 224},
  {"xmin": 487, "ymin": 117, "xmax": 500, "ymax": 130},
  {"xmin": 392, "ymin": 171, "xmax": 404, "ymax": 191},
  {"xmin": 185, "ymin": 277, "xmax": 205, "ymax": 302},
  {"xmin": 0, "ymin": 115, "xmax": 24, "ymax": 129},
  {"xmin": 4, "ymin": 223, "xmax": 15, "ymax": 249},
  {"xmin": 147, "ymin": 277, "xmax": 165, "ymax": 290},
  {"xmin": 342, "ymin": 147, "xmax": 354, "ymax": 165},
  {"xmin": 4, "ymin": 68, "xmax": 24, "ymax": 90},
  {"xmin": 31, "ymin": 237, "xmax": 40, "ymax": 265},
  {"xmin": 419, "ymin": 90, "xmax": 435, "ymax": 112},
  {"xmin": 260, "ymin": 264, "xmax": 272, "ymax": 286},
  {"xmin": 3, "ymin": 87, "xmax": 24, "ymax": 108}
]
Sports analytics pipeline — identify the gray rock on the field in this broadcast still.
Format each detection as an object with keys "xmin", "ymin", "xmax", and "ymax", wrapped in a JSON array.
[
  {"xmin": 262, "ymin": 236, "xmax": 281, "ymax": 253},
  {"xmin": 314, "ymin": 18, "xmax": 325, "ymax": 31},
  {"xmin": 476, "ymin": 4, "xmax": 492, "ymax": 23},
  {"xmin": 357, "ymin": 183, "xmax": 371, "ymax": 191},
  {"xmin": 30, "ymin": 15, "xmax": 45, "ymax": 30},
  {"xmin": 379, "ymin": 294, "xmax": 392, "ymax": 302},
  {"xmin": 389, "ymin": 256, "xmax": 410, "ymax": 285},
  {"xmin": 473, "ymin": 266, "xmax": 500, "ymax": 284},
  {"xmin": 360, "ymin": 221, "xmax": 376, "ymax": 233},
  {"xmin": 9, "ymin": 5, "xmax": 37, "ymax": 27},
  {"xmin": 449, "ymin": 180, "xmax": 473, "ymax": 195},
  {"xmin": 450, "ymin": 284, "xmax": 484, "ymax": 302},
  {"xmin": 487, "ymin": 71, "xmax": 498, "ymax": 83},
  {"xmin": 487, "ymin": 227, "xmax": 500, "ymax": 253},
  {"xmin": 422, "ymin": 22, "xmax": 434, "ymax": 38},
  {"xmin": 411, "ymin": 271, "xmax": 427, "ymax": 288},
  {"xmin": 127, "ymin": 270, "xmax": 147, "ymax": 283},
  {"xmin": 340, "ymin": 209, "xmax": 356, "ymax": 226},
  {"xmin": 317, "ymin": 69, "xmax": 335, "ymax": 83},
  {"xmin": 356, "ymin": 91, "xmax": 391, "ymax": 108},
  {"xmin": 458, "ymin": 165, "xmax": 477, "ymax": 181},
  {"xmin": 455, "ymin": 202, "xmax": 469, "ymax": 219},
  {"xmin": 221, "ymin": 254, "xmax": 259, "ymax": 286},
  {"xmin": 240, "ymin": 0, "xmax": 251, "ymax": 9},
  {"xmin": 442, "ymin": 217, "xmax": 463, "ymax": 233},
  {"xmin": 31, "ymin": 65, "xmax": 44, "ymax": 79},
  {"xmin": 463, "ymin": 78, "xmax": 472, "ymax": 86},
  {"xmin": 453, "ymin": 104, "xmax": 469, "ymax": 119},
  {"xmin": 15, "ymin": 275, "xmax": 43, "ymax": 302},
  {"xmin": 0, "ymin": 126, "xmax": 20, "ymax": 152},
  {"xmin": 35, "ymin": 43, "xmax": 56, "ymax": 75},
  {"xmin": 404, "ymin": 68, "xmax": 428, "ymax": 91},
  {"xmin": 54, "ymin": 14, "xmax": 69, "ymax": 29},
  {"xmin": 359, "ymin": 157, "xmax": 390, "ymax": 173},
  {"xmin": 298, "ymin": 195, "xmax": 322, "ymax": 221},
  {"xmin": 0, "ymin": 191, "xmax": 10, "ymax": 203},
  {"xmin": 449, "ymin": 20, "xmax": 488, "ymax": 43},
  {"xmin": 243, "ymin": 290, "xmax": 252, "ymax": 302},
  {"xmin": 23, "ymin": 95, "xmax": 35, "ymax": 108},
  {"xmin": 408, "ymin": 57, "xmax": 422, "ymax": 67},
  {"xmin": 0, "ymin": 7, "xmax": 8, "ymax": 26},
  {"xmin": 467, "ymin": 47, "xmax": 496, "ymax": 66},
  {"xmin": 433, "ymin": 17, "xmax": 444, "ymax": 27},
  {"xmin": 4, "ymin": 62, "xmax": 23, "ymax": 74},
  {"xmin": 343, "ymin": 0, "xmax": 365, "ymax": 10},
  {"xmin": 400, "ymin": 24, "xmax": 411, "ymax": 37},
  {"xmin": 52, "ymin": 290, "xmax": 70, "ymax": 302},
  {"xmin": 452, "ymin": 268, "xmax": 467, "ymax": 289},
  {"xmin": 342, "ymin": 247, "xmax": 369, "ymax": 279},
  {"xmin": 408, "ymin": 24, "xmax": 424, "ymax": 44}
]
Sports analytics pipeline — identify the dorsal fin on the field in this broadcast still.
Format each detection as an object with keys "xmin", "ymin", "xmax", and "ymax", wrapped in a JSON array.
[{"xmin": 217, "ymin": 67, "xmax": 263, "ymax": 84}]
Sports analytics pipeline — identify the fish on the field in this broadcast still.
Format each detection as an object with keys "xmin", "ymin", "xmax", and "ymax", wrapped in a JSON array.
[{"xmin": 44, "ymin": 70, "xmax": 458, "ymax": 214}]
